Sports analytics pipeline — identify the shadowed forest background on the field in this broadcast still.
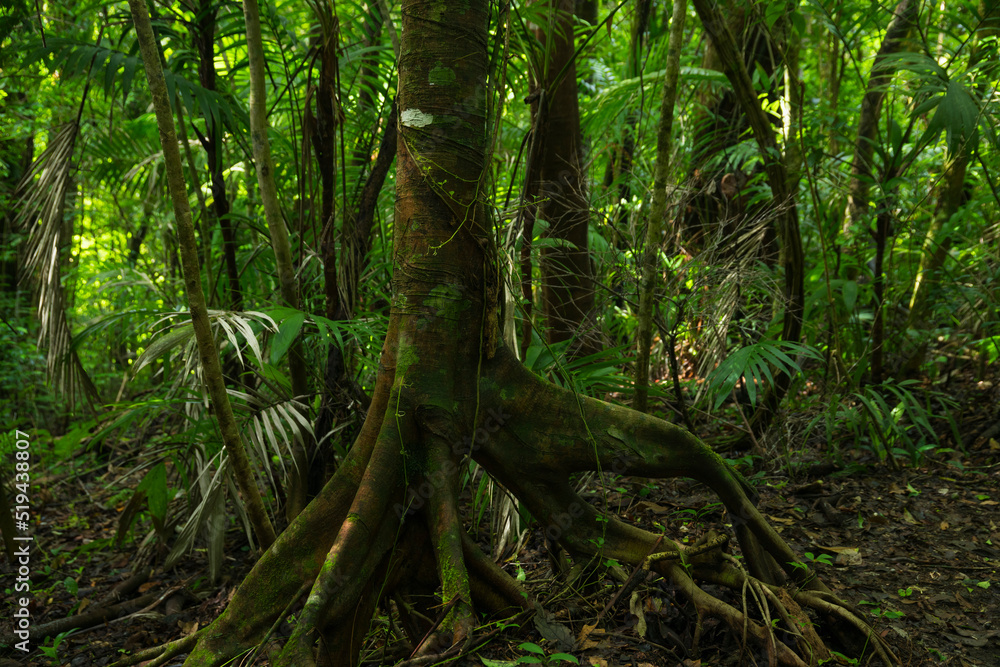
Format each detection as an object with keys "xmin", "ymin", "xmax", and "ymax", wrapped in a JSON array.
[{"xmin": 1, "ymin": 0, "xmax": 999, "ymax": 665}]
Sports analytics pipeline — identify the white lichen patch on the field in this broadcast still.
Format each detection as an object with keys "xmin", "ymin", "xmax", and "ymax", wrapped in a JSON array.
[{"xmin": 401, "ymin": 109, "xmax": 434, "ymax": 128}]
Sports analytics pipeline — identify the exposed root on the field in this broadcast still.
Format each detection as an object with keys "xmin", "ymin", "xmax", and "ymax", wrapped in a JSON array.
[
  {"xmin": 798, "ymin": 590, "xmax": 900, "ymax": 666},
  {"xmin": 421, "ymin": 410, "xmax": 475, "ymax": 646},
  {"xmin": 277, "ymin": 407, "xmax": 411, "ymax": 667},
  {"xmin": 471, "ymin": 348, "xmax": 899, "ymax": 664},
  {"xmin": 461, "ymin": 530, "xmax": 535, "ymax": 614},
  {"xmin": 175, "ymin": 345, "xmax": 899, "ymax": 666},
  {"xmin": 110, "ymin": 632, "xmax": 200, "ymax": 667},
  {"xmin": 664, "ymin": 562, "xmax": 809, "ymax": 667}
]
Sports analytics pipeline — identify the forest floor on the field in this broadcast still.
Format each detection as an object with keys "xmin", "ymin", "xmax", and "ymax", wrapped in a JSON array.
[{"xmin": 1, "ymin": 376, "xmax": 998, "ymax": 667}]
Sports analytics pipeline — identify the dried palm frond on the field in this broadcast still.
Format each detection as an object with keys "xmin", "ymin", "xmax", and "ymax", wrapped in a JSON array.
[{"xmin": 13, "ymin": 120, "xmax": 98, "ymax": 406}]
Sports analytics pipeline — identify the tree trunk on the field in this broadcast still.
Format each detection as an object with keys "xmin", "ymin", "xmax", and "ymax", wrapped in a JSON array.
[
  {"xmin": 0, "ymin": 93, "xmax": 33, "ymax": 294},
  {"xmin": 841, "ymin": 0, "xmax": 917, "ymax": 264},
  {"xmin": 128, "ymin": 0, "xmax": 275, "ymax": 549},
  {"xmin": 905, "ymin": 151, "xmax": 970, "ymax": 330},
  {"xmin": 243, "ymin": 0, "xmax": 312, "ymax": 519},
  {"xmin": 535, "ymin": 0, "xmax": 596, "ymax": 351},
  {"xmin": 311, "ymin": 5, "xmax": 397, "ymax": 488},
  {"xmin": 193, "ymin": 0, "xmax": 243, "ymax": 312},
  {"xmin": 313, "ymin": 101, "xmax": 397, "ymax": 487},
  {"xmin": 603, "ymin": 0, "xmax": 651, "ymax": 205},
  {"xmin": 679, "ymin": 0, "xmax": 783, "ymax": 254},
  {"xmin": 170, "ymin": 3, "xmax": 898, "ymax": 667},
  {"xmin": 634, "ymin": 0, "xmax": 686, "ymax": 414},
  {"xmin": 691, "ymin": 0, "xmax": 804, "ymax": 439}
]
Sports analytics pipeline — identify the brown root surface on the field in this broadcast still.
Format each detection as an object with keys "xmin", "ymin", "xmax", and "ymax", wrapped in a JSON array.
[{"xmin": 166, "ymin": 346, "xmax": 898, "ymax": 667}]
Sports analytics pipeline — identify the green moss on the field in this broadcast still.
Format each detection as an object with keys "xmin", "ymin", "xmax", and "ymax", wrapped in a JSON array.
[
  {"xmin": 395, "ymin": 340, "xmax": 420, "ymax": 390},
  {"xmin": 437, "ymin": 540, "xmax": 468, "ymax": 600},
  {"xmin": 429, "ymin": 62, "xmax": 457, "ymax": 87},
  {"xmin": 424, "ymin": 283, "xmax": 469, "ymax": 320}
]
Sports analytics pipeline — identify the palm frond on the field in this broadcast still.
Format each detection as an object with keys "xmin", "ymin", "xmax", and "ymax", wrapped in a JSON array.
[{"xmin": 14, "ymin": 120, "xmax": 98, "ymax": 405}]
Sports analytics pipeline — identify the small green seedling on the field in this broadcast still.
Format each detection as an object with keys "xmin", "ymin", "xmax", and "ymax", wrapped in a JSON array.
[
  {"xmin": 859, "ymin": 601, "xmax": 903, "ymax": 620},
  {"xmin": 515, "ymin": 642, "xmax": 579, "ymax": 665},
  {"xmin": 804, "ymin": 552, "xmax": 833, "ymax": 566}
]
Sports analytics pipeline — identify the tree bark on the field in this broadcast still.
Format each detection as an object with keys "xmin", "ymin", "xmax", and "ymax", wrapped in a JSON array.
[
  {"xmin": 634, "ymin": 0, "xmax": 685, "ymax": 414},
  {"xmin": 841, "ymin": 0, "xmax": 917, "ymax": 255},
  {"xmin": 128, "ymin": 0, "xmax": 276, "ymax": 549},
  {"xmin": 535, "ymin": 0, "xmax": 596, "ymax": 351},
  {"xmin": 243, "ymin": 0, "xmax": 312, "ymax": 518}
]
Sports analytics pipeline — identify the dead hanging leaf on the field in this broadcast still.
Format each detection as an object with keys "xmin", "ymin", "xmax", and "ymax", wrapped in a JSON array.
[{"xmin": 629, "ymin": 591, "xmax": 647, "ymax": 638}]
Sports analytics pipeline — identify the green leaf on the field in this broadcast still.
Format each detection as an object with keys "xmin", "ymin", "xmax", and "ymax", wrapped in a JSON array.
[
  {"xmin": 137, "ymin": 462, "xmax": 168, "ymax": 520},
  {"xmin": 927, "ymin": 80, "xmax": 980, "ymax": 154},
  {"xmin": 842, "ymin": 280, "xmax": 858, "ymax": 312},
  {"xmin": 764, "ymin": 2, "xmax": 784, "ymax": 30},
  {"xmin": 271, "ymin": 312, "xmax": 306, "ymax": 364}
]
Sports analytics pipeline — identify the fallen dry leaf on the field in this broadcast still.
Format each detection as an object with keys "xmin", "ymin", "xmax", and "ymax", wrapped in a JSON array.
[{"xmin": 577, "ymin": 622, "xmax": 608, "ymax": 650}]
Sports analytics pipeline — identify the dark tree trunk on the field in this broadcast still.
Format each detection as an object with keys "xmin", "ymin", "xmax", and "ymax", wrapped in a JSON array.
[
  {"xmin": 842, "ymin": 0, "xmax": 917, "ymax": 255},
  {"xmin": 535, "ymin": 0, "xmax": 596, "ymax": 351},
  {"xmin": 194, "ymin": 0, "xmax": 242, "ymax": 311},
  {"xmin": 171, "ymin": 2, "xmax": 898, "ymax": 665},
  {"xmin": 680, "ymin": 0, "xmax": 784, "ymax": 258},
  {"xmin": 691, "ymin": 0, "xmax": 805, "ymax": 439},
  {"xmin": 312, "ymin": 6, "xmax": 396, "ymax": 485}
]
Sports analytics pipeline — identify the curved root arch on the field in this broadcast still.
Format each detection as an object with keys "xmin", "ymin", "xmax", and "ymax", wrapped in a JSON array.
[
  {"xmin": 473, "ymin": 349, "xmax": 898, "ymax": 666},
  {"xmin": 165, "ymin": 347, "xmax": 896, "ymax": 667}
]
